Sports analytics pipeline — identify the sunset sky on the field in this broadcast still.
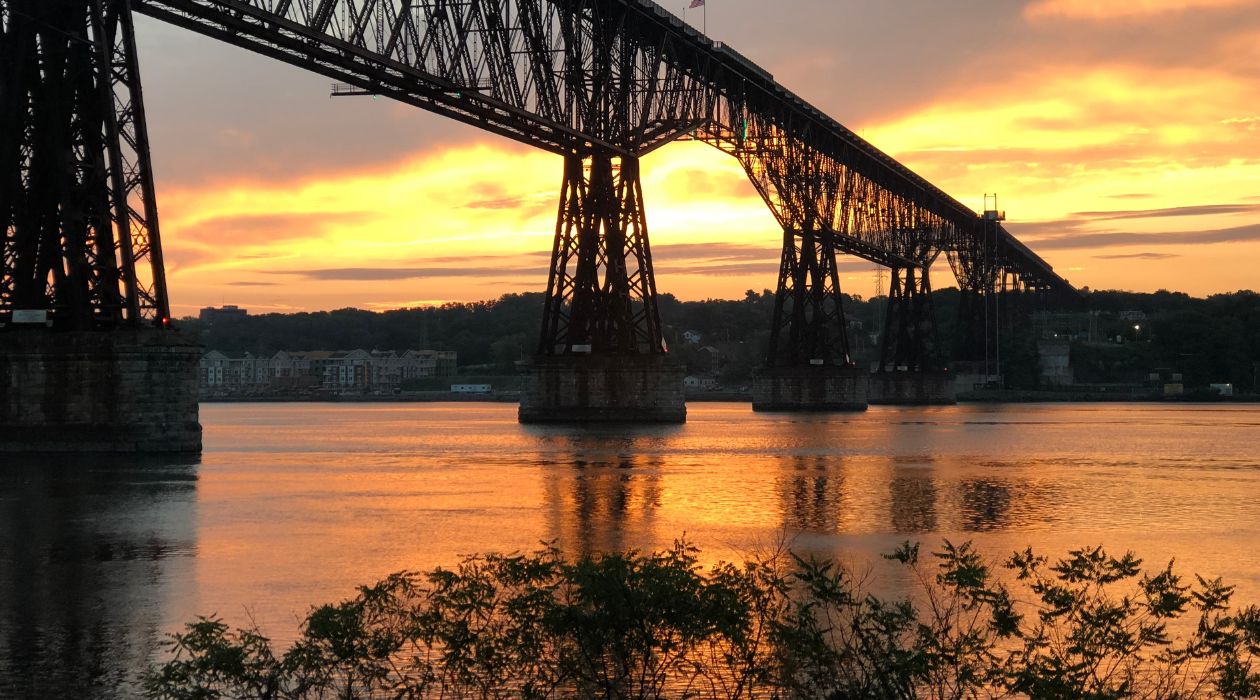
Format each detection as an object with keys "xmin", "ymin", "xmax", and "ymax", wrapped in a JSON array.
[{"xmin": 131, "ymin": 0, "xmax": 1260, "ymax": 315}]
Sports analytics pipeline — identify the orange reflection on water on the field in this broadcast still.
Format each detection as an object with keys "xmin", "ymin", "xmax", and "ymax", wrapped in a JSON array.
[{"xmin": 4, "ymin": 401, "xmax": 1260, "ymax": 696}]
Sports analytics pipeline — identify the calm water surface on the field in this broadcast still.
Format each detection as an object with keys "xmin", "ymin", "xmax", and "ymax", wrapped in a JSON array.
[{"xmin": 3, "ymin": 402, "xmax": 1260, "ymax": 697}]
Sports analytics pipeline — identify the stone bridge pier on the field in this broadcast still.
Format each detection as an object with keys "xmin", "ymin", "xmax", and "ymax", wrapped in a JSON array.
[
  {"xmin": 0, "ymin": 330, "xmax": 201, "ymax": 452},
  {"xmin": 1, "ymin": 0, "xmax": 201, "ymax": 451}
]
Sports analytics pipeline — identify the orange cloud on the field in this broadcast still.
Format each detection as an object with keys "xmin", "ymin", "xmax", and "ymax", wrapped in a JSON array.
[
  {"xmin": 864, "ymin": 60, "xmax": 1260, "ymax": 294},
  {"xmin": 871, "ymin": 63, "xmax": 1260, "ymax": 211},
  {"xmin": 1024, "ymin": 0, "xmax": 1255, "ymax": 21},
  {"xmin": 159, "ymin": 140, "xmax": 793, "ymax": 315}
]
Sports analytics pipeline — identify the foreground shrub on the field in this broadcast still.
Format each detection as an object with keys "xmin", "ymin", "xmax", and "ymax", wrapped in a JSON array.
[{"xmin": 144, "ymin": 541, "xmax": 1260, "ymax": 699}]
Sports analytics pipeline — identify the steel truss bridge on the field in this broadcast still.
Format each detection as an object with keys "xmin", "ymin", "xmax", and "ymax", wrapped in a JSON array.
[{"xmin": 1, "ymin": 0, "xmax": 1075, "ymax": 372}]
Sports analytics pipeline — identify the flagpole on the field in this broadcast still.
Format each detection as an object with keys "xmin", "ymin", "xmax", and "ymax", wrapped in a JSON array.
[{"xmin": 685, "ymin": 0, "xmax": 705, "ymax": 35}]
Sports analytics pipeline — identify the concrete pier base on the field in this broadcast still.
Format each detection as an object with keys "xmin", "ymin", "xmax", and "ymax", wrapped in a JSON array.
[
  {"xmin": 0, "ymin": 329, "xmax": 202, "ymax": 452},
  {"xmin": 519, "ymin": 354, "xmax": 686, "ymax": 424},
  {"xmin": 751, "ymin": 365, "xmax": 869, "ymax": 412},
  {"xmin": 868, "ymin": 371, "xmax": 958, "ymax": 406}
]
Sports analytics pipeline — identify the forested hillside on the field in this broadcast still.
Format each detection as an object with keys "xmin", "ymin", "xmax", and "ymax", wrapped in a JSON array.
[{"xmin": 183, "ymin": 288, "xmax": 1260, "ymax": 393}]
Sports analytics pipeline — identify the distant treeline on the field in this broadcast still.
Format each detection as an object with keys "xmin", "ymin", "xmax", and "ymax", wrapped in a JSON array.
[
  {"xmin": 182, "ymin": 288, "xmax": 1260, "ymax": 393},
  {"xmin": 1077, "ymin": 289, "xmax": 1260, "ymax": 393}
]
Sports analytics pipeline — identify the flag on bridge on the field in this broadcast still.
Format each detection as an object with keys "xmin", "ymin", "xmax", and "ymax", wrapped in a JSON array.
[{"xmin": 689, "ymin": 0, "xmax": 704, "ymax": 8}]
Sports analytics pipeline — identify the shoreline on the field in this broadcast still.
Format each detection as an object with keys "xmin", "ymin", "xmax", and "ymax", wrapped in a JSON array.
[{"xmin": 199, "ymin": 392, "xmax": 1260, "ymax": 405}]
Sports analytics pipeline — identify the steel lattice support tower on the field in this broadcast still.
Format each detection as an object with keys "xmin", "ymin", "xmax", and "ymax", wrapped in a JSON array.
[
  {"xmin": 1, "ymin": 0, "xmax": 170, "ymax": 329},
  {"xmin": 948, "ymin": 222, "xmax": 1001, "ymax": 368},
  {"xmin": 721, "ymin": 132, "xmax": 856, "ymax": 369},
  {"xmin": 878, "ymin": 265, "xmax": 939, "ymax": 373},
  {"xmin": 766, "ymin": 224, "xmax": 851, "ymax": 368},
  {"xmin": 538, "ymin": 154, "xmax": 663, "ymax": 356}
]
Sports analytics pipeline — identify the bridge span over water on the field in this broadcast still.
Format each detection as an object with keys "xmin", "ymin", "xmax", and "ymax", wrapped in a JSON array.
[{"xmin": 0, "ymin": 0, "xmax": 1076, "ymax": 449}]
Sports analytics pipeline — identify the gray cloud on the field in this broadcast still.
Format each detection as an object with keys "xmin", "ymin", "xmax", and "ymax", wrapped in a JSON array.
[
  {"xmin": 1004, "ymin": 219, "xmax": 1093, "ymax": 237},
  {"xmin": 181, "ymin": 211, "xmax": 373, "ymax": 245},
  {"xmin": 1007, "ymin": 201, "xmax": 1260, "ymax": 242},
  {"xmin": 464, "ymin": 193, "xmax": 553, "ymax": 212},
  {"xmin": 1092, "ymin": 252, "xmax": 1180, "ymax": 260},
  {"xmin": 266, "ymin": 241, "xmax": 880, "ymax": 282},
  {"xmin": 1069, "ymin": 204, "xmax": 1260, "ymax": 220},
  {"xmin": 397, "ymin": 250, "xmax": 552, "ymax": 266},
  {"xmin": 466, "ymin": 196, "xmax": 531, "ymax": 210},
  {"xmin": 134, "ymin": 16, "xmax": 487, "ymax": 188},
  {"xmin": 1029, "ymin": 222, "xmax": 1260, "ymax": 250},
  {"xmin": 275, "ymin": 266, "xmax": 545, "ymax": 281},
  {"xmin": 656, "ymin": 262, "xmax": 779, "ymax": 277},
  {"xmin": 164, "ymin": 246, "xmax": 216, "ymax": 270},
  {"xmin": 652, "ymin": 242, "xmax": 781, "ymax": 263}
]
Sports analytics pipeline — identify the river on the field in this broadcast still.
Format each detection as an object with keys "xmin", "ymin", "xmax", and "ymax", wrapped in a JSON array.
[{"xmin": 2, "ymin": 402, "xmax": 1259, "ymax": 697}]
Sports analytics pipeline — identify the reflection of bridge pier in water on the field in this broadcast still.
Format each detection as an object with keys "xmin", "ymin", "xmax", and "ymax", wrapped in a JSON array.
[
  {"xmin": 956, "ymin": 478, "xmax": 1016, "ymax": 532},
  {"xmin": 887, "ymin": 456, "xmax": 940, "ymax": 534},
  {"xmin": 772, "ymin": 415, "xmax": 863, "ymax": 535},
  {"xmin": 778, "ymin": 456, "xmax": 847, "ymax": 533},
  {"xmin": 764, "ymin": 411, "xmax": 1068, "ymax": 544},
  {"xmin": 0, "ymin": 455, "xmax": 199, "ymax": 697},
  {"xmin": 538, "ymin": 433, "xmax": 664, "ymax": 558}
]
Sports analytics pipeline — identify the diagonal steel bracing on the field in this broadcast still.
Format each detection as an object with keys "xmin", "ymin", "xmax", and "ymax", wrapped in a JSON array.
[
  {"xmin": 878, "ymin": 264, "xmax": 939, "ymax": 373},
  {"xmin": 726, "ymin": 135, "xmax": 853, "ymax": 367},
  {"xmin": 539, "ymin": 153, "xmax": 662, "ymax": 355},
  {"xmin": 1, "ymin": 0, "xmax": 169, "ymax": 327}
]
